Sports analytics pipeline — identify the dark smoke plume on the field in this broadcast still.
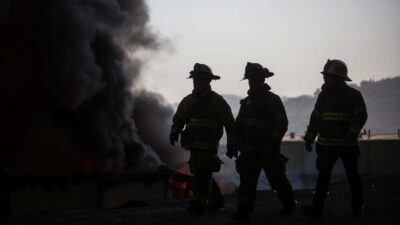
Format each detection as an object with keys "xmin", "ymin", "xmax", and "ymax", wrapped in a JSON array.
[
  {"xmin": 132, "ymin": 90, "xmax": 189, "ymax": 170},
  {"xmin": 0, "ymin": 0, "xmax": 179, "ymax": 174}
]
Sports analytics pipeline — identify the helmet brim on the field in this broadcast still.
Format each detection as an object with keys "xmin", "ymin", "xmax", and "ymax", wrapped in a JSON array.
[
  {"xmin": 241, "ymin": 72, "xmax": 274, "ymax": 81},
  {"xmin": 321, "ymin": 72, "xmax": 352, "ymax": 82},
  {"xmin": 188, "ymin": 72, "xmax": 220, "ymax": 80}
]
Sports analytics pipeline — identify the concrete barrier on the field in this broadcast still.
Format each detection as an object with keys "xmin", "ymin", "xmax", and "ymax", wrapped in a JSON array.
[{"xmin": 281, "ymin": 140, "xmax": 400, "ymax": 175}]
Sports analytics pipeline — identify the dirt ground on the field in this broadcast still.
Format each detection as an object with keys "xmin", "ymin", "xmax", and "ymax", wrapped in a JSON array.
[{"xmin": 8, "ymin": 175, "xmax": 400, "ymax": 225}]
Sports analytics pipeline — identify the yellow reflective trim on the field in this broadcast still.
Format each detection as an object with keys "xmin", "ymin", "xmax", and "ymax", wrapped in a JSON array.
[
  {"xmin": 321, "ymin": 112, "xmax": 352, "ymax": 116},
  {"xmin": 321, "ymin": 112, "xmax": 352, "ymax": 121},
  {"xmin": 317, "ymin": 137, "xmax": 357, "ymax": 146},
  {"xmin": 243, "ymin": 118, "xmax": 267, "ymax": 128},
  {"xmin": 187, "ymin": 118, "xmax": 221, "ymax": 128}
]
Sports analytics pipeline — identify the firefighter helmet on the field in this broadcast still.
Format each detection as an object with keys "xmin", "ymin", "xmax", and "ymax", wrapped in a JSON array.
[
  {"xmin": 188, "ymin": 63, "xmax": 220, "ymax": 80},
  {"xmin": 321, "ymin": 59, "xmax": 351, "ymax": 81},
  {"xmin": 242, "ymin": 62, "xmax": 274, "ymax": 80}
]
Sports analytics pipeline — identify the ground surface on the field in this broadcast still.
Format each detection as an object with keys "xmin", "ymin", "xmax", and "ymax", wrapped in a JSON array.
[{"xmin": 8, "ymin": 175, "xmax": 400, "ymax": 225}]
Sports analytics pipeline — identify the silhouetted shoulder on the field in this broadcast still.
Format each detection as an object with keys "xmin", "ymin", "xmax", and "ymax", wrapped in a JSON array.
[
  {"xmin": 267, "ymin": 91, "xmax": 284, "ymax": 104},
  {"xmin": 345, "ymin": 85, "xmax": 363, "ymax": 97},
  {"xmin": 175, "ymin": 94, "xmax": 193, "ymax": 112},
  {"xmin": 211, "ymin": 91, "xmax": 224, "ymax": 100},
  {"xmin": 180, "ymin": 93, "xmax": 194, "ymax": 103},
  {"xmin": 212, "ymin": 91, "xmax": 233, "ymax": 111},
  {"xmin": 209, "ymin": 91, "xmax": 227, "ymax": 104}
]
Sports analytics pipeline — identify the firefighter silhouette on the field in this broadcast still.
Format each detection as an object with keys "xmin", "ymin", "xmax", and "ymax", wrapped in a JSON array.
[
  {"xmin": 302, "ymin": 59, "xmax": 368, "ymax": 218},
  {"xmin": 230, "ymin": 62, "xmax": 296, "ymax": 221},
  {"xmin": 170, "ymin": 63, "xmax": 237, "ymax": 215}
]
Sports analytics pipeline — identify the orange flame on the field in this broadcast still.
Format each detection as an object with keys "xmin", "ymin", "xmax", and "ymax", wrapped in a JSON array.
[{"xmin": 170, "ymin": 165, "xmax": 193, "ymax": 199}]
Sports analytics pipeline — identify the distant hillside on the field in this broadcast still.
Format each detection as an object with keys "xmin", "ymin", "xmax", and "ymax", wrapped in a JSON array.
[
  {"xmin": 172, "ymin": 76, "xmax": 400, "ymax": 137},
  {"xmin": 283, "ymin": 95, "xmax": 315, "ymax": 135},
  {"xmin": 356, "ymin": 77, "xmax": 400, "ymax": 134}
]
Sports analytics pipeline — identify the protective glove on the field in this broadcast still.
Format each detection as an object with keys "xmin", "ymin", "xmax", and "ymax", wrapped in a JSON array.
[
  {"xmin": 226, "ymin": 143, "xmax": 238, "ymax": 159},
  {"xmin": 305, "ymin": 141, "xmax": 313, "ymax": 152},
  {"xmin": 280, "ymin": 154, "xmax": 289, "ymax": 164},
  {"xmin": 169, "ymin": 132, "xmax": 179, "ymax": 146}
]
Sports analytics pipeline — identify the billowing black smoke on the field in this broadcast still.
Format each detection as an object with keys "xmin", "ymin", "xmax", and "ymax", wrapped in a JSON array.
[
  {"xmin": 0, "ymin": 0, "xmax": 180, "ymax": 174},
  {"xmin": 132, "ymin": 90, "xmax": 189, "ymax": 170}
]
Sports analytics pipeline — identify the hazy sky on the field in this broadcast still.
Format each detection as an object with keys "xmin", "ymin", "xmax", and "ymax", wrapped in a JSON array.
[{"xmin": 141, "ymin": 0, "xmax": 400, "ymax": 103}]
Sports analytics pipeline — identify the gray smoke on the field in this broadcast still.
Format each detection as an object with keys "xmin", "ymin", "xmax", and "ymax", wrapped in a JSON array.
[
  {"xmin": 0, "ymin": 0, "xmax": 179, "ymax": 174},
  {"xmin": 132, "ymin": 90, "xmax": 189, "ymax": 170}
]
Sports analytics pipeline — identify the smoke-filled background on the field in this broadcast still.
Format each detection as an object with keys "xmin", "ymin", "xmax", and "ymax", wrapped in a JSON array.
[{"xmin": 0, "ymin": 0, "xmax": 186, "ymax": 175}]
